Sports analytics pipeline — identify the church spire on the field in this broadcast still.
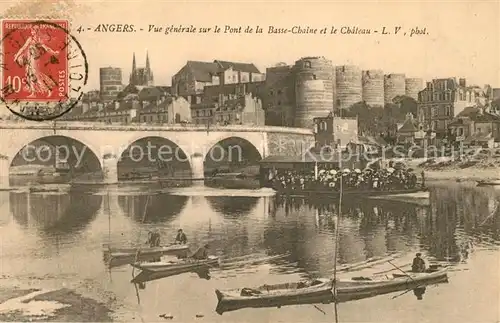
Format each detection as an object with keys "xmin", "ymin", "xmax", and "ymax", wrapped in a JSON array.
[
  {"xmin": 145, "ymin": 50, "xmax": 150, "ymax": 70},
  {"xmin": 130, "ymin": 52, "xmax": 137, "ymax": 85}
]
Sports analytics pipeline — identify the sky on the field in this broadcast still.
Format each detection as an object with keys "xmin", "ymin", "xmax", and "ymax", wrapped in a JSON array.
[{"xmin": 1, "ymin": 0, "xmax": 499, "ymax": 91}]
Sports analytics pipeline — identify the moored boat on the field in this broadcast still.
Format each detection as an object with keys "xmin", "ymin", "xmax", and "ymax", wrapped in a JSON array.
[
  {"xmin": 131, "ymin": 255, "xmax": 220, "ymax": 282},
  {"xmin": 215, "ymin": 278, "xmax": 334, "ymax": 315},
  {"xmin": 215, "ymin": 269, "xmax": 448, "ymax": 314},
  {"xmin": 335, "ymin": 269, "xmax": 448, "ymax": 302},
  {"xmin": 103, "ymin": 244, "xmax": 190, "ymax": 268}
]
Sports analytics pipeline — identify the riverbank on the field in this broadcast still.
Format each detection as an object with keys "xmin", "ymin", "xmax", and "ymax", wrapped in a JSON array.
[
  {"xmin": 419, "ymin": 168, "xmax": 499, "ymax": 182},
  {"xmin": 0, "ymin": 286, "xmax": 112, "ymax": 322}
]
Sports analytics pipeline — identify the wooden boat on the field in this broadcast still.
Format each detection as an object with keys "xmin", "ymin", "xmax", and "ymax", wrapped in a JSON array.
[
  {"xmin": 276, "ymin": 187, "xmax": 428, "ymax": 198},
  {"xmin": 335, "ymin": 269, "xmax": 448, "ymax": 303},
  {"xmin": 131, "ymin": 255, "xmax": 220, "ymax": 282},
  {"xmin": 215, "ymin": 269, "xmax": 448, "ymax": 314},
  {"xmin": 476, "ymin": 179, "xmax": 500, "ymax": 187},
  {"xmin": 103, "ymin": 244, "xmax": 190, "ymax": 268},
  {"xmin": 215, "ymin": 278, "xmax": 334, "ymax": 315}
]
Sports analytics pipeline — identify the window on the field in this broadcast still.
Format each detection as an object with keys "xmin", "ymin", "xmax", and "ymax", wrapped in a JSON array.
[
  {"xmin": 312, "ymin": 74, "xmax": 317, "ymax": 80},
  {"xmin": 277, "ymin": 90, "xmax": 282, "ymax": 95},
  {"xmin": 304, "ymin": 61, "xmax": 311, "ymax": 68},
  {"xmin": 269, "ymin": 90, "xmax": 274, "ymax": 96},
  {"xmin": 277, "ymin": 101, "xmax": 281, "ymax": 106},
  {"xmin": 321, "ymin": 121, "xmax": 327, "ymax": 131}
]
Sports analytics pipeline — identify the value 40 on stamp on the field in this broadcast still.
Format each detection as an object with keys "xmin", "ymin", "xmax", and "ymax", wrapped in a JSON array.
[{"xmin": 0, "ymin": 19, "xmax": 88, "ymax": 121}]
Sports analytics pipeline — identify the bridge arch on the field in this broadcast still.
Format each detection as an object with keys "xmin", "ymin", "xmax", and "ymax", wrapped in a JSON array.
[
  {"xmin": 203, "ymin": 136, "xmax": 263, "ymax": 177},
  {"xmin": 116, "ymin": 136, "xmax": 192, "ymax": 180},
  {"xmin": 9, "ymin": 135, "xmax": 103, "ymax": 182},
  {"xmin": 6, "ymin": 133, "xmax": 103, "ymax": 169}
]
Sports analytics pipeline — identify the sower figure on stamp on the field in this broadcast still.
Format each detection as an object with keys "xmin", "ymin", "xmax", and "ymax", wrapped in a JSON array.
[{"xmin": 13, "ymin": 24, "xmax": 59, "ymax": 98}]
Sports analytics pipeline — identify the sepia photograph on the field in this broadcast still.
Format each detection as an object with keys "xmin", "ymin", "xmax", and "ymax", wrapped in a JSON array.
[{"xmin": 0, "ymin": 0, "xmax": 498, "ymax": 322}]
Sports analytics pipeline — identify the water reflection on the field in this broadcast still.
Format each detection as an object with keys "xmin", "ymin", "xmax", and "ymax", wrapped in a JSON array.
[
  {"xmin": 9, "ymin": 191, "xmax": 101, "ymax": 235},
  {"xmin": 1, "ymin": 183, "xmax": 499, "ymax": 322},
  {"xmin": 118, "ymin": 194, "xmax": 188, "ymax": 223},
  {"xmin": 206, "ymin": 196, "xmax": 259, "ymax": 217}
]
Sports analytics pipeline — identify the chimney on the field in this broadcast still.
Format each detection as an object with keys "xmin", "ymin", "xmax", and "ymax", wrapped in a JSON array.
[
  {"xmin": 427, "ymin": 82, "xmax": 432, "ymax": 89},
  {"xmin": 459, "ymin": 78, "xmax": 466, "ymax": 87}
]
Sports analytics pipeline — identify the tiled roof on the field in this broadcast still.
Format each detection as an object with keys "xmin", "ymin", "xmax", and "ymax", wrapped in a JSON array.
[
  {"xmin": 457, "ymin": 106, "xmax": 479, "ymax": 117},
  {"xmin": 397, "ymin": 118, "xmax": 419, "ymax": 133},
  {"xmin": 457, "ymin": 107, "xmax": 500, "ymax": 122},
  {"xmin": 141, "ymin": 98, "xmax": 174, "ymax": 113},
  {"xmin": 449, "ymin": 117, "xmax": 473, "ymax": 126},
  {"xmin": 138, "ymin": 86, "xmax": 169, "ymax": 101},
  {"xmin": 187, "ymin": 61, "xmax": 220, "ymax": 82},
  {"xmin": 214, "ymin": 60, "xmax": 261, "ymax": 74}
]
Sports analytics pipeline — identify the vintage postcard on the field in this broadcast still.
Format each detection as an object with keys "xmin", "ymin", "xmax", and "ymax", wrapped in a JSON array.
[{"xmin": 0, "ymin": 0, "xmax": 498, "ymax": 322}]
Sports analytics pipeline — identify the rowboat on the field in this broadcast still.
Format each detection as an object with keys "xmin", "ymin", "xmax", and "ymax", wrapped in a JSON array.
[
  {"xmin": 103, "ymin": 244, "xmax": 190, "ymax": 268},
  {"xmin": 335, "ymin": 269, "xmax": 448, "ymax": 303},
  {"xmin": 131, "ymin": 255, "xmax": 220, "ymax": 283},
  {"xmin": 476, "ymin": 179, "xmax": 500, "ymax": 187},
  {"xmin": 215, "ymin": 269, "xmax": 448, "ymax": 314},
  {"xmin": 215, "ymin": 278, "xmax": 334, "ymax": 315}
]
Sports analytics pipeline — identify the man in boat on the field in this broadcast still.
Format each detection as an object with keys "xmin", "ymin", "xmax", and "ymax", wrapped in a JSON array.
[
  {"xmin": 189, "ymin": 243, "xmax": 210, "ymax": 260},
  {"xmin": 411, "ymin": 253, "xmax": 426, "ymax": 272},
  {"xmin": 147, "ymin": 231, "xmax": 161, "ymax": 247},
  {"xmin": 146, "ymin": 231, "xmax": 155, "ymax": 247},
  {"xmin": 174, "ymin": 229, "xmax": 188, "ymax": 245}
]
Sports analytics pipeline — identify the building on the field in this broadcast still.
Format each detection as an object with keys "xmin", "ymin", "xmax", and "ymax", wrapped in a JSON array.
[
  {"xmin": 417, "ymin": 78, "xmax": 475, "ymax": 140},
  {"xmin": 263, "ymin": 63, "xmax": 296, "ymax": 127},
  {"xmin": 448, "ymin": 106, "xmax": 500, "ymax": 148},
  {"xmin": 129, "ymin": 52, "xmax": 154, "ymax": 87},
  {"xmin": 137, "ymin": 96, "xmax": 191, "ymax": 124},
  {"xmin": 62, "ymin": 99, "xmax": 138, "ymax": 123},
  {"xmin": 396, "ymin": 113, "xmax": 434, "ymax": 146},
  {"xmin": 312, "ymin": 113, "xmax": 358, "ymax": 150},
  {"xmin": 171, "ymin": 60, "xmax": 265, "ymax": 104},
  {"xmin": 190, "ymin": 82, "xmax": 265, "ymax": 126},
  {"xmin": 99, "ymin": 67, "xmax": 123, "ymax": 102}
]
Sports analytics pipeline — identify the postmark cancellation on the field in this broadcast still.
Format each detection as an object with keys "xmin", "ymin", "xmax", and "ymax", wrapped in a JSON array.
[{"xmin": 0, "ymin": 19, "xmax": 88, "ymax": 121}]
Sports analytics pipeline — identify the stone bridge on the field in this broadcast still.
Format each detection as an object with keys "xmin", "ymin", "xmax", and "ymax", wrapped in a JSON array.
[{"xmin": 0, "ymin": 121, "xmax": 314, "ymax": 184}]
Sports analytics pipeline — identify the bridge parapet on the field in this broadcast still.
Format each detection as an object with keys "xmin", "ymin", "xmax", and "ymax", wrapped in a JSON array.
[
  {"xmin": 0, "ymin": 121, "xmax": 315, "ymax": 184},
  {"xmin": 0, "ymin": 121, "xmax": 313, "ymax": 135}
]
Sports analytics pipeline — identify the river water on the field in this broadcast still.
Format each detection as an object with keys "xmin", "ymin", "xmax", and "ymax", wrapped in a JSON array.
[{"xmin": 0, "ymin": 182, "xmax": 499, "ymax": 322}]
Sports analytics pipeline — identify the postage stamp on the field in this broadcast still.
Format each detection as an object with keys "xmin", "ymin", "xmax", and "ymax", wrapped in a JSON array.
[{"xmin": 0, "ymin": 19, "xmax": 88, "ymax": 121}]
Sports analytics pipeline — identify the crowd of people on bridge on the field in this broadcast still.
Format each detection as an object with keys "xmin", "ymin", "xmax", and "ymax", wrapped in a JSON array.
[{"xmin": 270, "ymin": 162, "xmax": 423, "ymax": 192}]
